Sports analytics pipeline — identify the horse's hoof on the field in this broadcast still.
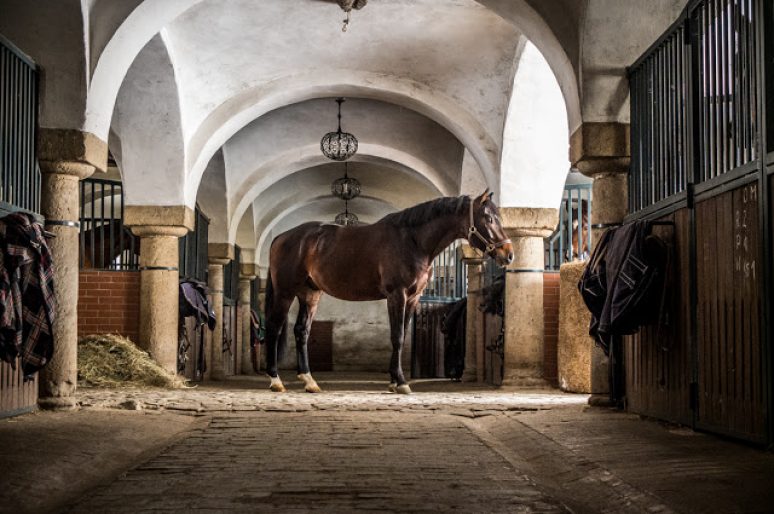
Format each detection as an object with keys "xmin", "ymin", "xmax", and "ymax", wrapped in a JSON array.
[
  {"xmin": 270, "ymin": 383, "xmax": 286, "ymax": 393},
  {"xmin": 388, "ymin": 382, "xmax": 397, "ymax": 393},
  {"xmin": 396, "ymin": 384, "xmax": 412, "ymax": 395},
  {"xmin": 305, "ymin": 384, "xmax": 322, "ymax": 393}
]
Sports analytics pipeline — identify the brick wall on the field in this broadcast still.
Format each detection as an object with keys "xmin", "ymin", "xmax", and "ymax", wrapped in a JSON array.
[
  {"xmin": 78, "ymin": 271, "xmax": 140, "ymax": 342},
  {"xmin": 543, "ymin": 272, "xmax": 560, "ymax": 385}
]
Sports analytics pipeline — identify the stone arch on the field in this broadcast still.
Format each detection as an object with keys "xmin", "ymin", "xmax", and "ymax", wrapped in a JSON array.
[{"xmin": 186, "ymin": 71, "xmax": 500, "ymax": 207}]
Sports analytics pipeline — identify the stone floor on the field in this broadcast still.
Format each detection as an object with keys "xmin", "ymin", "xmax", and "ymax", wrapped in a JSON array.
[{"xmin": 2, "ymin": 373, "xmax": 774, "ymax": 513}]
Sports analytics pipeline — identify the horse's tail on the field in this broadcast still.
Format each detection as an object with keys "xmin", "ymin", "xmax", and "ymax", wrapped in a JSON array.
[{"xmin": 264, "ymin": 270, "xmax": 289, "ymax": 363}]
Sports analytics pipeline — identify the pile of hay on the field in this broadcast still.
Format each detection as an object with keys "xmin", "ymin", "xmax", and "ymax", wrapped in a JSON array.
[{"xmin": 78, "ymin": 334, "xmax": 187, "ymax": 388}]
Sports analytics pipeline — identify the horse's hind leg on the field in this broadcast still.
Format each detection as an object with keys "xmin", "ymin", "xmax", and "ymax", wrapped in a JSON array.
[
  {"xmin": 295, "ymin": 291, "xmax": 323, "ymax": 393},
  {"xmin": 266, "ymin": 293, "xmax": 293, "ymax": 393}
]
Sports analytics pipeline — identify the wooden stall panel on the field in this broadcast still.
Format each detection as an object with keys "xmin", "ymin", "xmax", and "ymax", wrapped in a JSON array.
[
  {"xmin": 625, "ymin": 208, "xmax": 693, "ymax": 426},
  {"xmin": 0, "ymin": 359, "xmax": 38, "ymax": 418},
  {"xmin": 222, "ymin": 305, "xmax": 237, "ymax": 376},
  {"xmin": 308, "ymin": 321, "xmax": 333, "ymax": 372},
  {"xmin": 696, "ymin": 183, "xmax": 765, "ymax": 442}
]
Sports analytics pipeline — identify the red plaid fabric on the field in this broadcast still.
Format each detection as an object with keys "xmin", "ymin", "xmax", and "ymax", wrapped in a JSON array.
[{"xmin": 0, "ymin": 213, "xmax": 56, "ymax": 376}]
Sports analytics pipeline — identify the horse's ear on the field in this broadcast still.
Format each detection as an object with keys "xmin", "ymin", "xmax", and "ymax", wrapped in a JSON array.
[{"xmin": 478, "ymin": 189, "xmax": 490, "ymax": 204}]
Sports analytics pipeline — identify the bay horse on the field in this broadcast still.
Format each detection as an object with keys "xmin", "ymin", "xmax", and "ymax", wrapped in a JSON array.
[{"xmin": 264, "ymin": 190, "xmax": 513, "ymax": 394}]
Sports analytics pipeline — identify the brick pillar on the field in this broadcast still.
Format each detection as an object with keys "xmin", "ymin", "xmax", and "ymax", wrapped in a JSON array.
[
  {"xmin": 571, "ymin": 122, "xmax": 630, "ymax": 402},
  {"xmin": 461, "ymin": 244, "xmax": 484, "ymax": 382},
  {"xmin": 37, "ymin": 130, "xmax": 106, "ymax": 410},
  {"xmin": 126, "ymin": 206, "xmax": 193, "ymax": 374},
  {"xmin": 500, "ymin": 207, "xmax": 558, "ymax": 387},
  {"xmin": 238, "ymin": 262, "xmax": 257, "ymax": 375},
  {"xmin": 207, "ymin": 243, "xmax": 233, "ymax": 380}
]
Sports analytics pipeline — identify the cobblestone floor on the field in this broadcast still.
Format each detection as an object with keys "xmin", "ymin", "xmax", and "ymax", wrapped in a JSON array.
[{"xmin": 4, "ymin": 374, "xmax": 774, "ymax": 513}]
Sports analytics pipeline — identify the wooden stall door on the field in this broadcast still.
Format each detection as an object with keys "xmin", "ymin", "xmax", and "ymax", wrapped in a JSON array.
[
  {"xmin": 308, "ymin": 321, "xmax": 333, "ymax": 372},
  {"xmin": 222, "ymin": 304, "xmax": 237, "ymax": 376},
  {"xmin": 624, "ymin": 209, "xmax": 693, "ymax": 426},
  {"xmin": 411, "ymin": 302, "xmax": 447, "ymax": 378},
  {"xmin": 695, "ymin": 183, "xmax": 766, "ymax": 442}
]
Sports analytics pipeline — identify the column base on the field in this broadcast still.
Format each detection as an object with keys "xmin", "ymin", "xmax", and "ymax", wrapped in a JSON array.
[
  {"xmin": 587, "ymin": 394, "xmax": 616, "ymax": 407},
  {"xmin": 501, "ymin": 372, "xmax": 552, "ymax": 389},
  {"xmin": 461, "ymin": 369, "xmax": 478, "ymax": 382},
  {"xmin": 38, "ymin": 396, "xmax": 78, "ymax": 411}
]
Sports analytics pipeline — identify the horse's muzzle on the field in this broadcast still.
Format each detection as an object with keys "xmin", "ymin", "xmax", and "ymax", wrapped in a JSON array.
[{"xmin": 493, "ymin": 243, "xmax": 514, "ymax": 267}]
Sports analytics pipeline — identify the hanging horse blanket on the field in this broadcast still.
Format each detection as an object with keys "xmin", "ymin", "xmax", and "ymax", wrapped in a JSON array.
[
  {"xmin": 0, "ymin": 213, "xmax": 56, "ymax": 376},
  {"xmin": 578, "ymin": 220, "xmax": 669, "ymax": 354},
  {"xmin": 179, "ymin": 280, "xmax": 216, "ymax": 330}
]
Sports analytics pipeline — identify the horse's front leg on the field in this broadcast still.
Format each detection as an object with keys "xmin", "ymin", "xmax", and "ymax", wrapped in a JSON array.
[{"xmin": 387, "ymin": 290, "xmax": 411, "ymax": 394}]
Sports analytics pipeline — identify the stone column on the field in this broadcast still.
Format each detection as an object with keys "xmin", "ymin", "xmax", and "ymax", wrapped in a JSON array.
[
  {"xmin": 571, "ymin": 122, "xmax": 630, "ymax": 404},
  {"xmin": 207, "ymin": 243, "xmax": 233, "ymax": 380},
  {"xmin": 571, "ymin": 122, "xmax": 630, "ymax": 247},
  {"xmin": 37, "ymin": 130, "xmax": 106, "ymax": 410},
  {"xmin": 461, "ymin": 244, "xmax": 484, "ymax": 383},
  {"xmin": 126, "ymin": 206, "xmax": 193, "ymax": 374},
  {"xmin": 238, "ymin": 262, "xmax": 257, "ymax": 375},
  {"xmin": 500, "ymin": 207, "xmax": 558, "ymax": 387}
]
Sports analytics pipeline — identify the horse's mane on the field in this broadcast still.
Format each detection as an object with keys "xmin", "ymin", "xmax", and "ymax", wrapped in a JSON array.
[{"xmin": 377, "ymin": 196, "xmax": 469, "ymax": 228}]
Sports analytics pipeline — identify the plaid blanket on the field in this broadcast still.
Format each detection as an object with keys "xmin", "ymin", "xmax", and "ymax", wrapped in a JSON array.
[{"xmin": 0, "ymin": 213, "xmax": 56, "ymax": 376}]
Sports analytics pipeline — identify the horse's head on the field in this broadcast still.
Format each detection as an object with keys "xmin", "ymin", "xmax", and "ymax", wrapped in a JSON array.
[{"xmin": 467, "ymin": 190, "xmax": 514, "ymax": 267}]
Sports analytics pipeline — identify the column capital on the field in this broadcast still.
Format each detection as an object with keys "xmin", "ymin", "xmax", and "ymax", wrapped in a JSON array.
[
  {"xmin": 460, "ymin": 242, "xmax": 485, "ymax": 263},
  {"xmin": 125, "ymin": 205, "xmax": 194, "ymax": 237},
  {"xmin": 500, "ymin": 207, "xmax": 557, "ymax": 239},
  {"xmin": 570, "ymin": 122, "xmax": 630, "ymax": 177},
  {"xmin": 239, "ymin": 262, "xmax": 258, "ymax": 279},
  {"xmin": 208, "ymin": 243, "xmax": 234, "ymax": 266},
  {"xmin": 37, "ymin": 128, "xmax": 108, "ymax": 177}
]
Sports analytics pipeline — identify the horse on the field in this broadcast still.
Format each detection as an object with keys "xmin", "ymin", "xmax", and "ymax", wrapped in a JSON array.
[
  {"xmin": 570, "ymin": 199, "xmax": 590, "ymax": 260},
  {"xmin": 263, "ymin": 189, "xmax": 513, "ymax": 394}
]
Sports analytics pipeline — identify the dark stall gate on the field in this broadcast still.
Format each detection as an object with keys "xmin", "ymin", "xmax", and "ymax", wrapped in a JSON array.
[
  {"xmin": 411, "ymin": 241, "xmax": 466, "ymax": 379},
  {"xmin": 0, "ymin": 35, "xmax": 40, "ymax": 417},
  {"xmin": 625, "ymin": 0, "xmax": 773, "ymax": 444},
  {"xmin": 221, "ymin": 245, "xmax": 241, "ymax": 377},
  {"xmin": 179, "ymin": 208, "xmax": 209, "ymax": 381}
]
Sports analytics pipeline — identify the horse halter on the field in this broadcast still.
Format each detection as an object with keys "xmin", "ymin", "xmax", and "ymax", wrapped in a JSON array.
[{"xmin": 467, "ymin": 198, "xmax": 512, "ymax": 255}]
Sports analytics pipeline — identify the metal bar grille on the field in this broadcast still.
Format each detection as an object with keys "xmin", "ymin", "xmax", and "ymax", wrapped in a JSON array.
[
  {"xmin": 630, "ymin": 0, "xmax": 762, "ymax": 213},
  {"xmin": 545, "ymin": 183, "xmax": 593, "ymax": 270},
  {"xmin": 0, "ymin": 36, "xmax": 40, "ymax": 214},
  {"xmin": 178, "ymin": 207, "xmax": 209, "ymax": 282},
  {"xmin": 420, "ymin": 240, "xmax": 467, "ymax": 302},
  {"xmin": 79, "ymin": 178, "xmax": 139, "ymax": 270}
]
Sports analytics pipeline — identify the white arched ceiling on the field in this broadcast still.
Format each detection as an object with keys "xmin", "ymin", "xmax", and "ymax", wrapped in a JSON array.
[
  {"xmin": 500, "ymin": 41, "xmax": 569, "ymax": 209},
  {"xmin": 235, "ymin": 203, "xmax": 255, "ymax": 252},
  {"xmin": 194, "ymin": 149, "xmax": 227, "ymax": 239},
  {"xmin": 257, "ymin": 196, "xmax": 396, "ymax": 267},
  {"xmin": 248, "ymin": 161, "xmax": 441, "ymax": 253},
  {"xmin": 225, "ymin": 143, "xmax": 451, "ymax": 245},
  {"xmin": 111, "ymin": 33, "xmax": 185, "ymax": 206}
]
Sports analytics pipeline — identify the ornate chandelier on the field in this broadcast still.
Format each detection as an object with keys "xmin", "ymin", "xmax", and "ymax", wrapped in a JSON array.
[
  {"xmin": 337, "ymin": 0, "xmax": 368, "ymax": 32},
  {"xmin": 335, "ymin": 200, "xmax": 359, "ymax": 226},
  {"xmin": 331, "ymin": 162, "xmax": 361, "ymax": 201},
  {"xmin": 320, "ymin": 98, "xmax": 358, "ymax": 161}
]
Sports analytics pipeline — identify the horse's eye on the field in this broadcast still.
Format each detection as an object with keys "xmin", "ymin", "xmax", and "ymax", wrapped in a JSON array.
[{"xmin": 485, "ymin": 215, "xmax": 493, "ymax": 224}]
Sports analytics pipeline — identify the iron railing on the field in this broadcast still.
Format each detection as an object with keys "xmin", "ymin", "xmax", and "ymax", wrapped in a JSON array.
[
  {"xmin": 79, "ymin": 178, "xmax": 139, "ymax": 270},
  {"xmin": 546, "ymin": 183, "xmax": 593, "ymax": 270},
  {"xmin": 179, "ymin": 207, "xmax": 210, "ymax": 282},
  {"xmin": 629, "ymin": 0, "xmax": 763, "ymax": 211},
  {"xmin": 0, "ymin": 35, "xmax": 40, "ymax": 214},
  {"xmin": 420, "ymin": 240, "xmax": 467, "ymax": 302}
]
